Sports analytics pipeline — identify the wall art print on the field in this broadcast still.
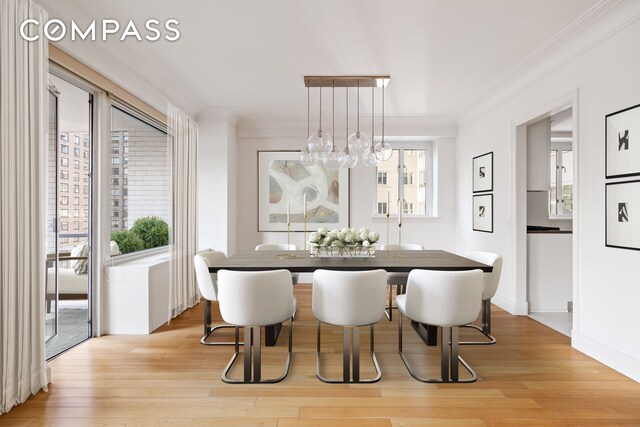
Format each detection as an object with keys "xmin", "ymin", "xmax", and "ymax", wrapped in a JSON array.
[
  {"xmin": 473, "ymin": 193, "xmax": 493, "ymax": 233},
  {"xmin": 606, "ymin": 103, "xmax": 640, "ymax": 178},
  {"xmin": 473, "ymin": 151, "xmax": 493, "ymax": 193},
  {"xmin": 258, "ymin": 151, "xmax": 349, "ymax": 232},
  {"xmin": 605, "ymin": 180, "xmax": 640, "ymax": 251}
]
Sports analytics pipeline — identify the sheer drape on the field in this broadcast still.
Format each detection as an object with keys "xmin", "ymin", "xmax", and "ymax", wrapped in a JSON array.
[
  {"xmin": 0, "ymin": 0, "xmax": 49, "ymax": 413},
  {"xmin": 168, "ymin": 104, "xmax": 199, "ymax": 319}
]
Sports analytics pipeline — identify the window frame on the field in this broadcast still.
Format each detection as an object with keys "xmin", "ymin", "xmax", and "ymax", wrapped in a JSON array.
[
  {"xmin": 371, "ymin": 140, "xmax": 435, "ymax": 221},
  {"xmin": 549, "ymin": 141, "xmax": 573, "ymax": 219}
]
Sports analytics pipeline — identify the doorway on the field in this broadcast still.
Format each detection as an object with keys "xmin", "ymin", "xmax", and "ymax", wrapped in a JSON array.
[
  {"xmin": 525, "ymin": 108, "xmax": 574, "ymax": 336},
  {"xmin": 45, "ymin": 73, "xmax": 93, "ymax": 359}
]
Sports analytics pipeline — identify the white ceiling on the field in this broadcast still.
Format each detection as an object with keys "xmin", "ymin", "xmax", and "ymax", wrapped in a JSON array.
[{"xmin": 41, "ymin": 0, "xmax": 601, "ymax": 122}]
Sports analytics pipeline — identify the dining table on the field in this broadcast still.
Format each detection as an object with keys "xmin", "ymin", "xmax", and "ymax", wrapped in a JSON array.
[{"xmin": 208, "ymin": 249, "xmax": 492, "ymax": 346}]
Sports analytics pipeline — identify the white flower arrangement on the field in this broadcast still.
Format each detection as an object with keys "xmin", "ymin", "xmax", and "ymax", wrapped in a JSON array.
[{"xmin": 309, "ymin": 227, "xmax": 379, "ymax": 257}]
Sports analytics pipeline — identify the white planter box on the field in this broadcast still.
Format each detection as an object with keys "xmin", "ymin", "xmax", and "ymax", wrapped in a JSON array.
[{"xmin": 104, "ymin": 254, "xmax": 170, "ymax": 334}]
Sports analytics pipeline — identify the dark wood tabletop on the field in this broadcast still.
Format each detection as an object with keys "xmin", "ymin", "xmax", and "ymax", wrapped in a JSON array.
[{"xmin": 208, "ymin": 250, "xmax": 492, "ymax": 273}]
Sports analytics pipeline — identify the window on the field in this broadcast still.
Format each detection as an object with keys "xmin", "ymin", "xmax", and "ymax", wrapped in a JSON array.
[
  {"xmin": 60, "ymin": 144, "xmax": 69, "ymax": 154},
  {"xmin": 73, "ymin": 196, "xmax": 79, "ymax": 205},
  {"xmin": 375, "ymin": 144, "xmax": 432, "ymax": 217},
  {"xmin": 60, "ymin": 183, "xmax": 68, "ymax": 192},
  {"xmin": 377, "ymin": 172, "xmax": 388, "ymax": 185},
  {"xmin": 549, "ymin": 147, "xmax": 573, "ymax": 217},
  {"xmin": 60, "ymin": 221, "xmax": 68, "ymax": 231},
  {"xmin": 73, "ymin": 147, "xmax": 80, "ymax": 157},
  {"xmin": 74, "ymin": 185, "xmax": 79, "ymax": 193},
  {"xmin": 73, "ymin": 221, "xmax": 80, "ymax": 230},
  {"xmin": 60, "ymin": 170, "xmax": 68, "ymax": 180},
  {"xmin": 83, "ymin": 197, "xmax": 88, "ymax": 206},
  {"xmin": 73, "ymin": 209, "xmax": 80, "ymax": 218},
  {"xmin": 60, "ymin": 132, "xmax": 68, "ymax": 141},
  {"xmin": 59, "ymin": 209, "xmax": 68, "ymax": 218},
  {"xmin": 83, "ymin": 138, "xmax": 89, "ymax": 147},
  {"xmin": 60, "ymin": 196, "xmax": 68, "ymax": 205},
  {"xmin": 83, "ymin": 151, "xmax": 89, "ymax": 159},
  {"xmin": 404, "ymin": 173, "xmax": 413, "ymax": 185},
  {"xmin": 110, "ymin": 106, "xmax": 170, "ymax": 255},
  {"xmin": 74, "ymin": 135, "xmax": 80, "ymax": 145},
  {"xmin": 419, "ymin": 170, "xmax": 427, "ymax": 188},
  {"xmin": 73, "ymin": 172, "xmax": 79, "ymax": 181},
  {"xmin": 73, "ymin": 160, "xmax": 80, "ymax": 169},
  {"xmin": 61, "ymin": 157, "xmax": 68, "ymax": 167}
]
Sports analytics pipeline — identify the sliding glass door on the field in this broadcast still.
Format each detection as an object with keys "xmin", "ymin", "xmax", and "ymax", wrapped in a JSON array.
[{"xmin": 45, "ymin": 73, "xmax": 93, "ymax": 359}]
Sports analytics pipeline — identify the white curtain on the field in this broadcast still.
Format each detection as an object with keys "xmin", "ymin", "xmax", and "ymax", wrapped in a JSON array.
[
  {"xmin": 0, "ymin": 0, "xmax": 49, "ymax": 413},
  {"xmin": 168, "ymin": 104, "xmax": 199, "ymax": 319}
]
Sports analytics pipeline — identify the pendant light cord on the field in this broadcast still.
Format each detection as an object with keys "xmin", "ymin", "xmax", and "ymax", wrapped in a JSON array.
[
  {"xmin": 307, "ymin": 85, "xmax": 310, "ymax": 139},
  {"xmin": 382, "ymin": 84, "xmax": 385, "ymax": 146},
  {"xmin": 319, "ymin": 87, "xmax": 322, "ymax": 133},
  {"xmin": 332, "ymin": 79, "xmax": 335, "ymax": 152},
  {"xmin": 345, "ymin": 87, "xmax": 349, "ymax": 150},
  {"xmin": 371, "ymin": 85, "xmax": 375, "ymax": 149},
  {"xmin": 356, "ymin": 80, "xmax": 360, "ymax": 134}
]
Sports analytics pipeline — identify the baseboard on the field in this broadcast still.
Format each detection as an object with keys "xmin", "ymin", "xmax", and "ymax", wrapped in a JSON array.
[
  {"xmin": 529, "ymin": 308, "xmax": 569, "ymax": 313},
  {"xmin": 572, "ymin": 330, "xmax": 640, "ymax": 383},
  {"xmin": 491, "ymin": 294, "xmax": 516, "ymax": 315}
]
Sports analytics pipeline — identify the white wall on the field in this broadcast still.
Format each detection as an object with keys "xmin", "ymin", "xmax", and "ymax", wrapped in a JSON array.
[
  {"xmin": 197, "ymin": 111, "xmax": 237, "ymax": 255},
  {"xmin": 456, "ymin": 2, "xmax": 640, "ymax": 381},
  {"xmin": 235, "ymin": 120, "xmax": 458, "ymax": 254}
]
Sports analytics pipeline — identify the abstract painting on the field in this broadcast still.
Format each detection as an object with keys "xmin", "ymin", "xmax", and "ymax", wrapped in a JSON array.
[
  {"xmin": 606, "ymin": 103, "xmax": 640, "ymax": 178},
  {"xmin": 258, "ymin": 151, "xmax": 349, "ymax": 231},
  {"xmin": 606, "ymin": 180, "xmax": 640, "ymax": 251},
  {"xmin": 473, "ymin": 152, "xmax": 493, "ymax": 193},
  {"xmin": 473, "ymin": 193, "xmax": 493, "ymax": 233}
]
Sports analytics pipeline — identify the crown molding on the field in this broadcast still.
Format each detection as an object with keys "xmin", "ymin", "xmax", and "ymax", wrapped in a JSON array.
[
  {"xmin": 196, "ymin": 107, "xmax": 239, "ymax": 125},
  {"xmin": 456, "ymin": 0, "xmax": 632, "ymax": 127}
]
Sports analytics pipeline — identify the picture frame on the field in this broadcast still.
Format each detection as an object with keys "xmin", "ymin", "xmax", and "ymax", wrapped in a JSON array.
[
  {"xmin": 473, "ymin": 194, "xmax": 493, "ymax": 233},
  {"xmin": 258, "ymin": 150, "xmax": 350, "ymax": 232},
  {"xmin": 473, "ymin": 152, "xmax": 493, "ymax": 193},
  {"xmin": 606, "ymin": 103, "xmax": 640, "ymax": 179},
  {"xmin": 605, "ymin": 180, "xmax": 640, "ymax": 251}
]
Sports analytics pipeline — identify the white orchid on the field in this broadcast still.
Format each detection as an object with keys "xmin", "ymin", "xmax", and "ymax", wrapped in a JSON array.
[
  {"xmin": 309, "ymin": 232, "xmax": 321, "ymax": 243},
  {"xmin": 318, "ymin": 227, "xmax": 328, "ymax": 236}
]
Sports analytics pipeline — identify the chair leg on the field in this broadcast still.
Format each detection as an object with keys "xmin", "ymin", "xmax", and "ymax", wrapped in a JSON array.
[
  {"xmin": 316, "ymin": 322, "xmax": 381, "ymax": 384},
  {"xmin": 398, "ymin": 312, "xmax": 477, "ymax": 383},
  {"xmin": 201, "ymin": 300, "xmax": 244, "ymax": 346},
  {"xmin": 222, "ymin": 318, "xmax": 292, "ymax": 384},
  {"xmin": 459, "ymin": 299, "xmax": 496, "ymax": 345}
]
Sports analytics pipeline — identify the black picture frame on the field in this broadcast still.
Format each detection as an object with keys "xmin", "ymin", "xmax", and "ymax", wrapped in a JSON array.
[
  {"xmin": 605, "ymin": 180, "xmax": 640, "ymax": 251},
  {"xmin": 473, "ymin": 152, "xmax": 493, "ymax": 193},
  {"xmin": 472, "ymin": 194, "xmax": 493, "ymax": 233},
  {"xmin": 605, "ymin": 103, "xmax": 640, "ymax": 179}
]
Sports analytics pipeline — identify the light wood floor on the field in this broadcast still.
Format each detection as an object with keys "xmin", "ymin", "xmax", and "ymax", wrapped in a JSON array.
[{"xmin": 3, "ymin": 285, "xmax": 640, "ymax": 426}]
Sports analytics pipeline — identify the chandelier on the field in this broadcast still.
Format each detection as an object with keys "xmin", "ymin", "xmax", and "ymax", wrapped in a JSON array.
[{"xmin": 300, "ymin": 76, "xmax": 391, "ymax": 169}]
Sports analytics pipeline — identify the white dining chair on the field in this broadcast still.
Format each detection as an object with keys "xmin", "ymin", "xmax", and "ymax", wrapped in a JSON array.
[
  {"xmin": 397, "ymin": 269, "xmax": 483, "ymax": 383},
  {"xmin": 217, "ymin": 269, "xmax": 296, "ymax": 384},
  {"xmin": 379, "ymin": 243, "xmax": 424, "ymax": 321},
  {"xmin": 459, "ymin": 251, "xmax": 503, "ymax": 345},
  {"xmin": 255, "ymin": 244, "xmax": 299, "ymax": 286},
  {"xmin": 312, "ymin": 269, "xmax": 387, "ymax": 383},
  {"xmin": 193, "ymin": 250, "xmax": 240, "ymax": 346}
]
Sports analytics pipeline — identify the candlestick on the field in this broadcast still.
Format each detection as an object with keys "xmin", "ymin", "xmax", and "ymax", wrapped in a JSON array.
[
  {"xmin": 287, "ymin": 202, "xmax": 290, "ymax": 225},
  {"xmin": 386, "ymin": 207, "xmax": 390, "ymax": 258},
  {"xmin": 398, "ymin": 198, "xmax": 403, "ymax": 225},
  {"xmin": 303, "ymin": 194, "xmax": 308, "ymax": 254}
]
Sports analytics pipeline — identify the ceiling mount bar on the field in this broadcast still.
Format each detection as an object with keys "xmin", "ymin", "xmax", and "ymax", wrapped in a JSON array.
[{"xmin": 304, "ymin": 76, "xmax": 390, "ymax": 88}]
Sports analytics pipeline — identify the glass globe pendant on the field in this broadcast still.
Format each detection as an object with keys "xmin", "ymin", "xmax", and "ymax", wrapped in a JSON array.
[
  {"xmin": 347, "ymin": 81, "xmax": 370, "ymax": 156},
  {"xmin": 341, "ymin": 89, "xmax": 357, "ymax": 168},
  {"xmin": 299, "ymin": 146, "xmax": 318, "ymax": 166},
  {"xmin": 374, "ymin": 84, "xmax": 392, "ymax": 161},
  {"xmin": 307, "ymin": 87, "xmax": 333, "ymax": 155}
]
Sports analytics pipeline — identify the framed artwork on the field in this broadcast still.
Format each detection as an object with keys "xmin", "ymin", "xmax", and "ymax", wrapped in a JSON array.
[
  {"xmin": 473, "ymin": 152, "xmax": 493, "ymax": 193},
  {"xmin": 605, "ymin": 180, "xmax": 640, "ymax": 251},
  {"xmin": 258, "ymin": 150, "xmax": 349, "ymax": 232},
  {"xmin": 473, "ymin": 194, "xmax": 493, "ymax": 233},
  {"xmin": 606, "ymin": 103, "xmax": 640, "ymax": 178}
]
